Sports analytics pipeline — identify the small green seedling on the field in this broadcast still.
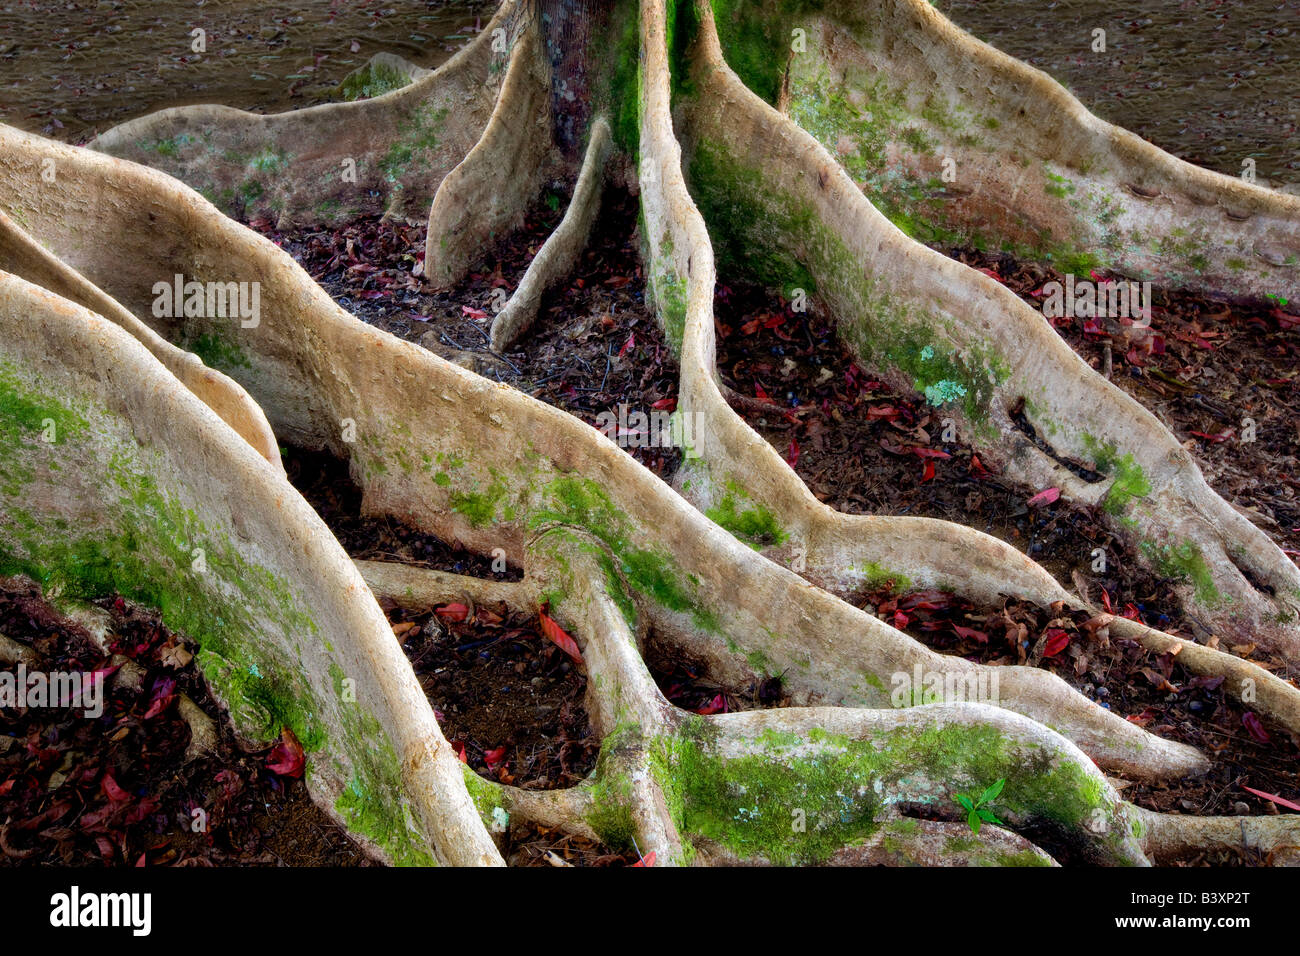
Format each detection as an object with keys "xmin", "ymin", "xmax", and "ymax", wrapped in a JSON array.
[
  {"xmin": 954, "ymin": 778, "xmax": 1005, "ymax": 834},
  {"xmin": 1265, "ymin": 293, "xmax": 1289, "ymax": 308}
]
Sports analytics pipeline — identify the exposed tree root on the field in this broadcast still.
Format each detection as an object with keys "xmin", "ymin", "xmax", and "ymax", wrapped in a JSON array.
[
  {"xmin": 750, "ymin": 0, "xmax": 1300, "ymax": 301},
  {"xmin": 0, "ymin": 0, "xmax": 1296, "ymax": 866},
  {"xmin": 0, "ymin": 208, "xmax": 281, "ymax": 470},
  {"xmin": 89, "ymin": 1, "xmax": 524, "ymax": 225},
  {"xmin": 1137, "ymin": 808, "xmax": 1300, "ymax": 866},
  {"xmin": 423, "ymin": 26, "xmax": 559, "ymax": 289},
  {"xmin": 489, "ymin": 116, "xmax": 612, "ymax": 349},
  {"xmin": 673, "ymin": 0, "xmax": 1300, "ymax": 656}
]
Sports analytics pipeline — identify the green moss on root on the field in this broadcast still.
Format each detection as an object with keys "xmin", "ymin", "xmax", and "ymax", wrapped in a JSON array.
[
  {"xmin": 1082, "ymin": 434, "xmax": 1152, "ymax": 516},
  {"xmin": 337, "ymin": 60, "xmax": 411, "ymax": 101},
  {"xmin": 0, "ymin": 362, "xmax": 437, "ymax": 865},
  {"xmin": 1143, "ymin": 540, "xmax": 1223, "ymax": 607},
  {"xmin": 530, "ymin": 476, "xmax": 720, "ymax": 632},
  {"xmin": 705, "ymin": 484, "xmax": 787, "ymax": 549},
  {"xmin": 650, "ymin": 719, "xmax": 1133, "ymax": 865},
  {"xmin": 687, "ymin": 138, "xmax": 1008, "ymax": 431}
]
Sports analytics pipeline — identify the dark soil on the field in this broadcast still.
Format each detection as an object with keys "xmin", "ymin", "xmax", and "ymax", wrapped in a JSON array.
[
  {"xmin": 0, "ymin": 577, "xmax": 371, "ymax": 867},
  {"xmin": 712, "ymin": 279, "xmax": 1197, "ymax": 638},
  {"xmin": 644, "ymin": 630, "xmax": 790, "ymax": 715},
  {"xmin": 284, "ymin": 445, "xmax": 600, "ymax": 790},
  {"xmin": 381, "ymin": 599, "xmax": 599, "ymax": 790},
  {"xmin": 283, "ymin": 445, "xmax": 522, "ymax": 579},
  {"xmin": 263, "ymin": 186, "xmax": 683, "ymax": 480},
  {"xmin": 506, "ymin": 819, "xmax": 643, "ymax": 867}
]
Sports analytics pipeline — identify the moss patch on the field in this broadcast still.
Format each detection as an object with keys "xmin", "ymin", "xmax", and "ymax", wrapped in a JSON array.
[{"xmin": 705, "ymin": 485, "xmax": 787, "ymax": 549}]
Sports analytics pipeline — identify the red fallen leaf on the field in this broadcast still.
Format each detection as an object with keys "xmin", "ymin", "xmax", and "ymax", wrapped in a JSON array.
[
  {"xmin": 1273, "ymin": 308, "xmax": 1300, "ymax": 329},
  {"xmin": 1189, "ymin": 430, "xmax": 1232, "ymax": 444},
  {"xmin": 893, "ymin": 610, "xmax": 910, "ymax": 629},
  {"xmin": 632, "ymin": 850, "xmax": 657, "ymax": 867},
  {"xmin": 358, "ymin": 289, "xmax": 387, "ymax": 300},
  {"xmin": 1027, "ymin": 487, "xmax": 1060, "ymax": 507},
  {"xmin": 454, "ymin": 742, "xmax": 468, "ymax": 764},
  {"xmin": 538, "ymin": 609, "xmax": 584, "ymax": 665},
  {"xmin": 1100, "ymin": 589, "xmax": 1114, "ymax": 614},
  {"xmin": 1126, "ymin": 708, "xmax": 1157, "ymax": 727},
  {"xmin": 1082, "ymin": 318, "xmax": 1106, "ymax": 336},
  {"xmin": 651, "ymin": 397, "xmax": 676, "ymax": 411},
  {"xmin": 695, "ymin": 693, "xmax": 727, "ymax": 715},
  {"xmin": 142, "ymin": 677, "xmax": 176, "ymax": 720},
  {"xmin": 786, "ymin": 436, "xmax": 800, "ymax": 468},
  {"xmin": 1125, "ymin": 347, "xmax": 1146, "ymax": 366},
  {"xmin": 975, "ymin": 267, "xmax": 1003, "ymax": 283},
  {"xmin": 267, "ymin": 727, "xmax": 306, "ymax": 778},
  {"xmin": 1043, "ymin": 628, "xmax": 1070, "ymax": 657},
  {"xmin": 461, "ymin": 305, "xmax": 488, "ymax": 320},
  {"xmin": 0, "ymin": 779, "xmax": 14, "ymax": 796},
  {"xmin": 618, "ymin": 333, "xmax": 636, "ymax": 359},
  {"xmin": 1122, "ymin": 603, "xmax": 1142, "ymax": 621},
  {"xmin": 740, "ymin": 317, "xmax": 762, "ymax": 335},
  {"xmin": 921, "ymin": 459, "xmax": 936, "ymax": 482},
  {"xmin": 912, "ymin": 447, "xmax": 951, "ymax": 459},
  {"xmin": 81, "ymin": 664, "xmax": 119, "ymax": 698},
  {"xmin": 102, "ymin": 771, "xmax": 130, "ymax": 802},
  {"xmin": 143, "ymin": 694, "xmax": 174, "ymax": 720},
  {"xmin": 898, "ymin": 590, "xmax": 954, "ymax": 611},
  {"xmin": 484, "ymin": 746, "xmax": 507, "ymax": 768},
  {"xmin": 1242, "ymin": 786, "xmax": 1300, "ymax": 813},
  {"xmin": 754, "ymin": 382, "xmax": 773, "ymax": 402},
  {"xmin": 435, "ymin": 602, "xmax": 470, "ymax": 623},
  {"xmin": 951, "ymin": 624, "xmax": 988, "ymax": 643},
  {"xmin": 969, "ymin": 454, "xmax": 991, "ymax": 478},
  {"xmin": 79, "ymin": 804, "xmax": 116, "ymax": 831},
  {"xmin": 1242, "ymin": 712, "xmax": 1271, "ymax": 744},
  {"xmin": 867, "ymin": 405, "xmax": 899, "ymax": 420}
]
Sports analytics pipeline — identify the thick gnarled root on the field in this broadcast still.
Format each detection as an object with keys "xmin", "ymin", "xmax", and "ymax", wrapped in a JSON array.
[
  {"xmin": 672, "ymin": 0, "xmax": 1300, "ymax": 657},
  {"xmin": 88, "ymin": 1, "xmax": 524, "ymax": 225},
  {"xmin": 0, "ymin": 207, "xmax": 281, "ymax": 470},
  {"xmin": 423, "ymin": 25, "xmax": 560, "ymax": 288},
  {"xmin": 489, "ymin": 116, "xmax": 612, "ymax": 349},
  {"xmin": 0, "ymin": 271, "xmax": 497, "ymax": 866},
  {"xmin": 1138, "ymin": 808, "xmax": 1300, "ymax": 866},
  {"xmin": 711, "ymin": 0, "xmax": 1300, "ymax": 302},
  {"xmin": 1, "ymin": 0, "xmax": 1294, "ymax": 866}
]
